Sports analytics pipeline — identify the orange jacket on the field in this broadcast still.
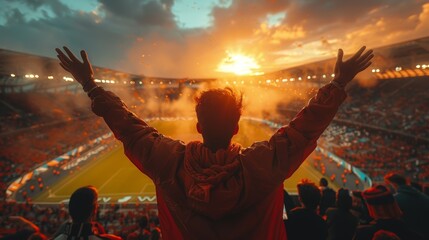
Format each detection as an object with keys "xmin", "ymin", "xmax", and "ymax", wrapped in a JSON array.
[{"xmin": 89, "ymin": 83, "xmax": 346, "ymax": 240}]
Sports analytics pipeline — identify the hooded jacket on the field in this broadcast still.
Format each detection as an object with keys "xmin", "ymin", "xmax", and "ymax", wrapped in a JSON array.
[
  {"xmin": 394, "ymin": 185, "xmax": 429, "ymax": 238},
  {"xmin": 89, "ymin": 83, "xmax": 346, "ymax": 240}
]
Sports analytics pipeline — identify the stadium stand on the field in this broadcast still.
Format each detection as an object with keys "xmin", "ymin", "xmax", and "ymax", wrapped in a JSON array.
[{"xmin": 1, "ymin": 37, "xmax": 429, "ymax": 238}]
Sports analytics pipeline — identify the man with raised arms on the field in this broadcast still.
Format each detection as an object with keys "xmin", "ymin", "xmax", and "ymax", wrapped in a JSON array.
[{"xmin": 55, "ymin": 46, "xmax": 373, "ymax": 240}]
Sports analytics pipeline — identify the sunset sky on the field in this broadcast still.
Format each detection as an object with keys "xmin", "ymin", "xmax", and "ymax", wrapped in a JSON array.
[{"xmin": 1, "ymin": 0, "xmax": 428, "ymax": 77}]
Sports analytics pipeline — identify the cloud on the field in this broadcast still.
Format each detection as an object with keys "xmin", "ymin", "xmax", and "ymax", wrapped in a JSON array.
[{"xmin": 0, "ymin": 0, "xmax": 428, "ymax": 78}]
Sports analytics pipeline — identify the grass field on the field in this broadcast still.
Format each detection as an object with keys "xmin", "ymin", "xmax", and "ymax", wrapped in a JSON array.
[{"xmin": 34, "ymin": 119, "xmax": 339, "ymax": 203}]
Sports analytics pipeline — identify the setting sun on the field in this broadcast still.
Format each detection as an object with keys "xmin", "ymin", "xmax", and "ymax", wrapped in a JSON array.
[{"xmin": 217, "ymin": 52, "xmax": 263, "ymax": 76}]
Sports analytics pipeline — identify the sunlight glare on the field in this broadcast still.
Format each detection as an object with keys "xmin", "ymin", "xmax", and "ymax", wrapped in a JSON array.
[{"xmin": 217, "ymin": 52, "xmax": 262, "ymax": 75}]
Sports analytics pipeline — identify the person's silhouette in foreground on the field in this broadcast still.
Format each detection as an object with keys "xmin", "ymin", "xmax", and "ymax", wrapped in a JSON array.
[
  {"xmin": 55, "ymin": 45, "xmax": 373, "ymax": 240},
  {"xmin": 52, "ymin": 186, "xmax": 121, "ymax": 240}
]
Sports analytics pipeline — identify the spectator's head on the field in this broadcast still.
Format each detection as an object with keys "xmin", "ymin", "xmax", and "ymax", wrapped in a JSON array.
[
  {"xmin": 362, "ymin": 185, "xmax": 402, "ymax": 220},
  {"xmin": 297, "ymin": 180, "xmax": 321, "ymax": 211},
  {"xmin": 371, "ymin": 230, "xmax": 400, "ymax": 240},
  {"xmin": 195, "ymin": 88, "xmax": 242, "ymax": 151},
  {"xmin": 68, "ymin": 186, "xmax": 98, "ymax": 223},
  {"xmin": 384, "ymin": 173, "xmax": 407, "ymax": 190},
  {"xmin": 337, "ymin": 188, "xmax": 352, "ymax": 211},
  {"xmin": 138, "ymin": 216, "xmax": 148, "ymax": 229},
  {"xmin": 319, "ymin": 178, "xmax": 328, "ymax": 187}
]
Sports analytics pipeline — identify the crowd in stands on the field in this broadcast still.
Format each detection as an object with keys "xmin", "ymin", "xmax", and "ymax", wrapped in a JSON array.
[
  {"xmin": 277, "ymin": 77, "xmax": 429, "ymax": 140},
  {"xmin": 0, "ymin": 117, "xmax": 111, "ymax": 200},
  {"xmin": 1, "ymin": 173, "xmax": 428, "ymax": 239},
  {"xmin": 0, "ymin": 92, "xmax": 91, "ymax": 133},
  {"xmin": 275, "ymin": 77, "xmax": 429, "ymax": 184},
  {"xmin": 0, "ymin": 200, "xmax": 161, "ymax": 239},
  {"xmin": 338, "ymin": 78, "xmax": 429, "ymax": 139},
  {"xmin": 284, "ymin": 174, "xmax": 429, "ymax": 240},
  {"xmin": 320, "ymin": 124, "xmax": 429, "ymax": 182}
]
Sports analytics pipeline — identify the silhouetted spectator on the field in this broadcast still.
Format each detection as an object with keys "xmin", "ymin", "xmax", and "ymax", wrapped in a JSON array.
[
  {"xmin": 351, "ymin": 190, "xmax": 372, "ymax": 224},
  {"xmin": 283, "ymin": 189, "xmax": 296, "ymax": 215},
  {"xmin": 354, "ymin": 185, "xmax": 424, "ymax": 240},
  {"xmin": 285, "ymin": 180, "xmax": 328, "ymax": 240},
  {"xmin": 325, "ymin": 188, "xmax": 358, "ymax": 240},
  {"xmin": 319, "ymin": 177, "xmax": 336, "ymax": 216},
  {"xmin": 127, "ymin": 216, "xmax": 150, "ymax": 240},
  {"xmin": 384, "ymin": 172, "xmax": 429, "ymax": 238},
  {"xmin": 52, "ymin": 186, "xmax": 121, "ymax": 240},
  {"xmin": 0, "ymin": 216, "xmax": 40, "ymax": 240}
]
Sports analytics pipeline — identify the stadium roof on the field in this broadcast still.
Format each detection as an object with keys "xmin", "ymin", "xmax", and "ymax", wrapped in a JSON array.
[{"xmin": 1, "ymin": 35, "xmax": 429, "ymax": 84}]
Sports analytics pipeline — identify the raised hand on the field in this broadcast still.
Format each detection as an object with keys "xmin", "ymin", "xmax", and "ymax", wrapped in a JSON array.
[
  {"xmin": 333, "ymin": 46, "xmax": 374, "ymax": 87},
  {"xmin": 55, "ymin": 46, "xmax": 97, "ymax": 91}
]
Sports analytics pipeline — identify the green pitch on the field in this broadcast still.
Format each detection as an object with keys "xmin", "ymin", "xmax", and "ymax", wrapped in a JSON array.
[{"xmin": 34, "ymin": 119, "xmax": 338, "ymax": 203}]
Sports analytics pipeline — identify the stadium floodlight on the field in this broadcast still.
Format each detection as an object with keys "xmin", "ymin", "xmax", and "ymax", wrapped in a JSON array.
[
  {"xmin": 395, "ymin": 67, "xmax": 402, "ymax": 71},
  {"xmin": 282, "ymin": 79, "xmax": 288, "ymax": 82},
  {"xmin": 25, "ymin": 74, "xmax": 29, "ymax": 78},
  {"xmin": 331, "ymin": 73, "xmax": 335, "ymax": 77},
  {"xmin": 422, "ymin": 65, "xmax": 427, "ymax": 69},
  {"xmin": 10, "ymin": 73, "xmax": 15, "ymax": 77},
  {"xmin": 29, "ymin": 74, "xmax": 34, "ymax": 78},
  {"xmin": 35, "ymin": 75, "xmax": 39, "ymax": 78},
  {"xmin": 307, "ymin": 76, "xmax": 311, "ymax": 79},
  {"xmin": 298, "ymin": 77, "xmax": 302, "ymax": 80},
  {"xmin": 48, "ymin": 76, "xmax": 54, "ymax": 79},
  {"xmin": 322, "ymin": 75, "xmax": 326, "ymax": 78},
  {"xmin": 416, "ymin": 65, "xmax": 421, "ymax": 68},
  {"xmin": 290, "ymin": 78, "xmax": 295, "ymax": 81},
  {"xmin": 266, "ymin": 79, "xmax": 271, "ymax": 83}
]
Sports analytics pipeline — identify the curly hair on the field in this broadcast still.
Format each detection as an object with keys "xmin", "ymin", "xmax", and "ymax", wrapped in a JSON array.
[{"xmin": 297, "ymin": 180, "xmax": 321, "ymax": 211}]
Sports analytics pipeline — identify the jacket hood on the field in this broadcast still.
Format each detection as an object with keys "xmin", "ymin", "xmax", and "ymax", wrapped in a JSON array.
[{"xmin": 184, "ymin": 141, "xmax": 243, "ymax": 219}]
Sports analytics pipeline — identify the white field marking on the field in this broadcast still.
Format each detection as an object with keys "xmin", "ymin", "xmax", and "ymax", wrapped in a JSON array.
[
  {"xmin": 303, "ymin": 164, "xmax": 322, "ymax": 181},
  {"xmin": 51, "ymin": 148, "xmax": 121, "ymax": 195},
  {"xmin": 98, "ymin": 168, "xmax": 126, "ymax": 191},
  {"xmin": 52, "ymin": 160, "xmax": 105, "ymax": 194},
  {"xmin": 139, "ymin": 182, "xmax": 156, "ymax": 194},
  {"xmin": 139, "ymin": 183, "xmax": 147, "ymax": 194}
]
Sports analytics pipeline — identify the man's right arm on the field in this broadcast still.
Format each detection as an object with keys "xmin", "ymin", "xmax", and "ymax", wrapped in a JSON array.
[{"xmin": 55, "ymin": 47, "xmax": 184, "ymax": 181}]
